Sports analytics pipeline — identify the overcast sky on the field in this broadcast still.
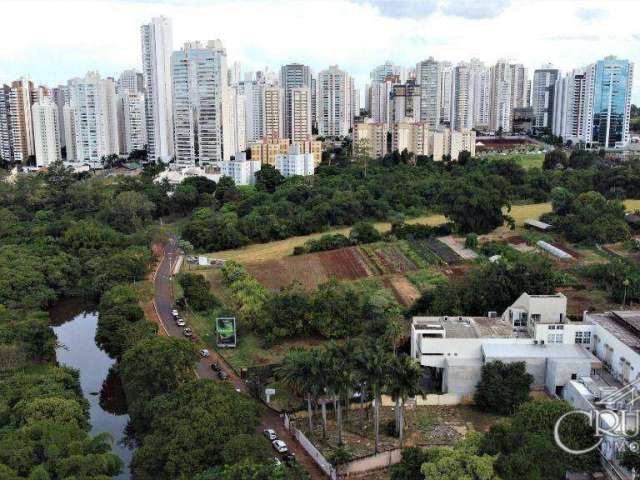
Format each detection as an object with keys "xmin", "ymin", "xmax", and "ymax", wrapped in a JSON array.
[{"xmin": 1, "ymin": 0, "xmax": 639, "ymax": 102}]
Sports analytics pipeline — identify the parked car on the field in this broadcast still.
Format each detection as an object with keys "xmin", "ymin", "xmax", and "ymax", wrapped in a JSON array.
[
  {"xmin": 263, "ymin": 429, "xmax": 277, "ymax": 441},
  {"xmin": 218, "ymin": 370, "xmax": 228, "ymax": 380},
  {"xmin": 210, "ymin": 362, "xmax": 221, "ymax": 372},
  {"xmin": 283, "ymin": 452, "xmax": 296, "ymax": 464},
  {"xmin": 171, "ymin": 309, "xmax": 179, "ymax": 319},
  {"xmin": 182, "ymin": 327, "xmax": 192, "ymax": 337},
  {"xmin": 272, "ymin": 440, "xmax": 288, "ymax": 453},
  {"xmin": 200, "ymin": 349, "xmax": 209, "ymax": 358},
  {"xmin": 176, "ymin": 319, "xmax": 186, "ymax": 327}
]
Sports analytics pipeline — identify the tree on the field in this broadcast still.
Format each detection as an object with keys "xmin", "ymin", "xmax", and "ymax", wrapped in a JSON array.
[
  {"xmin": 543, "ymin": 148, "xmax": 568, "ymax": 170},
  {"xmin": 255, "ymin": 164, "xmax": 285, "ymax": 193},
  {"xmin": 356, "ymin": 340, "xmax": 391, "ymax": 453},
  {"xmin": 311, "ymin": 279, "xmax": 363, "ymax": 338},
  {"xmin": 131, "ymin": 380, "xmax": 263, "ymax": 479},
  {"xmin": 474, "ymin": 361, "xmax": 533, "ymax": 415},
  {"xmin": 119, "ymin": 336, "xmax": 199, "ymax": 427},
  {"xmin": 386, "ymin": 355, "xmax": 422, "ymax": 447},
  {"xmin": 278, "ymin": 349, "xmax": 318, "ymax": 434},
  {"xmin": 458, "ymin": 150, "xmax": 472, "ymax": 165},
  {"xmin": 421, "ymin": 432, "xmax": 499, "ymax": 480},
  {"xmin": 439, "ymin": 173, "xmax": 512, "ymax": 234},
  {"xmin": 178, "ymin": 273, "xmax": 220, "ymax": 312},
  {"xmin": 549, "ymin": 186, "xmax": 574, "ymax": 215},
  {"xmin": 349, "ymin": 222, "xmax": 381, "ymax": 244},
  {"xmin": 482, "ymin": 400, "xmax": 598, "ymax": 480},
  {"xmin": 391, "ymin": 447, "xmax": 429, "ymax": 480}
]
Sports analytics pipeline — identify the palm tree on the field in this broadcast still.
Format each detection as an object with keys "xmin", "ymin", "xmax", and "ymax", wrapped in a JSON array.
[
  {"xmin": 324, "ymin": 342, "xmax": 351, "ymax": 446},
  {"xmin": 386, "ymin": 354, "xmax": 422, "ymax": 447},
  {"xmin": 310, "ymin": 348, "xmax": 330, "ymax": 440},
  {"xmin": 384, "ymin": 319, "xmax": 403, "ymax": 356},
  {"xmin": 356, "ymin": 340, "xmax": 391, "ymax": 453},
  {"xmin": 278, "ymin": 349, "xmax": 316, "ymax": 434}
]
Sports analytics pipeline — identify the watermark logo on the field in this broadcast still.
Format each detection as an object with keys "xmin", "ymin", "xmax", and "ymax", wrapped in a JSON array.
[{"xmin": 554, "ymin": 378, "xmax": 640, "ymax": 455}]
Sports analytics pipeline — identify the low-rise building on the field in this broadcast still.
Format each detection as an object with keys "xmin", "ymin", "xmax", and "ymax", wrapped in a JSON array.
[
  {"xmin": 275, "ymin": 145, "xmax": 314, "ymax": 177},
  {"xmin": 214, "ymin": 152, "xmax": 261, "ymax": 186},
  {"xmin": 250, "ymin": 137, "xmax": 290, "ymax": 165},
  {"xmin": 392, "ymin": 121, "xmax": 475, "ymax": 160}
]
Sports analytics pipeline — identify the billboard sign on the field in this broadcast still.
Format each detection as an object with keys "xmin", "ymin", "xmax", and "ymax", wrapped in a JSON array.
[{"xmin": 216, "ymin": 317, "xmax": 237, "ymax": 348}]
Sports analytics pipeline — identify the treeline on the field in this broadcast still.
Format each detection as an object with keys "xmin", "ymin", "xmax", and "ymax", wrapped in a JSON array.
[
  {"xmin": 178, "ymin": 155, "xmax": 640, "ymax": 252},
  {"xmin": 221, "ymin": 261, "xmax": 402, "ymax": 346}
]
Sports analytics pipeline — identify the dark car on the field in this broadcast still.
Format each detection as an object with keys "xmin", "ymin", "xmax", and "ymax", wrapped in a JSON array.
[
  {"xmin": 218, "ymin": 370, "xmax": 228, "ymax": 380},
  {"xmin": 283, "ymin": 452, "xmax": 296, "ymax": 464},
  {"xmin": 210, "ymin": 362, "xmax": 221, "ymax": 372}
]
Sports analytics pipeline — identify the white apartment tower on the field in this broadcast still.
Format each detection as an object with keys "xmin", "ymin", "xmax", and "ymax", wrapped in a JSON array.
[
  {"xmin": 471, "ymin": 59, "xmax": 490, "ymax": 128},
  {"xmin": 453, "ymin": 62, "xmax": 473, "ymax": 131},
  {"xmin": 31, "ymin": 98, "xmax": 61, "ymax": 166},
  {"xmin": 141, "ymin": 16, "xmax": 174, "ymax": 162},
  {"xmin": 118, "ymin": 69, "xmax": 144, "ymax": 95},
  {"xmin": 171, "ymin": 40, "xmax": 227, "ymax": 165},
  {"xmin": 9, "ymin": 77, "xmax": 36, "ymax": 162},
  {"xmin": 318, "ymin": 65, "xmax": 353, "ymax": 137},
  {"xmin": 223, "ymin": 85, "xmax": 246, "ymax": 158},
  {"xmin": 416, "ymin": 57, "xmax": 442, "ymax": 127},
  {"xmin": 67, "ymin": 72, "xmax": 119, "ymax": 164},
  {"xmin": 440, "ymin": 62, "xmax": 454, "ymax": 125},
  {"xmin": 489, "ymin": 60, "xmax": 514, "ymax": 132}
]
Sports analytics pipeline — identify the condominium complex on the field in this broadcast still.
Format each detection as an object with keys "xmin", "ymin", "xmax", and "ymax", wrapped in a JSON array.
[
  {"xmin": 416, "ymin": 57, "xmax": 442, "ymax": 127},
  {"xmin": 317, "ymin": 65, "xmax": 353, "ymax": 137},
  {"xmin": 274, "ymin": 144, "xmax": 314, "ymax": 177},
  {"xmin": 171, "ymin": 40, "xmax": 227, "ymax": 165},
  {"xmin": 390, "ymin": 81, "xmax": 420, "ymax": 123},
  {"xmin": 392, "ymin": 121, "xmax": 475, "ymax": 160},
  {"xmin": 263, "ymin": 86, "xmax": 284, "ymax": 139},
  {"xmin": 117, "ymin": 69, "xmax": 145, "ymax": 95},
  {"xmin": 141, "ymin": 16, "xmax": 173, "ymax": 162},
  {"xmin": 117, "ymin": 91, "xmax": 147, "ymax": 154},
  {"xmin": 31, "ymin": 98, "xmax": 61, "ymax": 166},
  {"xmin": 223, "ymin": 85, "xmax": 246, "ymax": 159},
  {"xmin": 353, "ymin": 119, "xmax": 386, "ymax": 158},
  {"xmin": 289, "ymin": 87, "xmax": 311, "ymax": 143}
]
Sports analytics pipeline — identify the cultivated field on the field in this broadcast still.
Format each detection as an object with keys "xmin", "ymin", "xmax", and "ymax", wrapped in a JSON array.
[{"xmin": 206, "ymin": 203, "xmax": 558, "ymax": 263}]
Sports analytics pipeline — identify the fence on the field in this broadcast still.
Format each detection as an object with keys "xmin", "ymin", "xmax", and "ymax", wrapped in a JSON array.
[
  {"xmin": 380, "ymin": 393, "xmax": 464, "ymax": 407},
  {"xmin": 337, "ymin": 449, "xmax": 403, "ymax": 477},
  {"xmin": 283, "ymin": 414, "xmax": 337, "ymax": 479}
]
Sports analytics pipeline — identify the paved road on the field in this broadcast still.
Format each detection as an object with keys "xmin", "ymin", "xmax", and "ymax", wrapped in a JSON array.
[{"xmin": 153, "ymin": 238, "xmax": 324, "ymax": 479}]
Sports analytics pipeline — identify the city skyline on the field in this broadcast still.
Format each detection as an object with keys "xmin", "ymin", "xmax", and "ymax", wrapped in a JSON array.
[{"xmin": 2, "ymin": 0, "xmax": 640, "ymax": 103}]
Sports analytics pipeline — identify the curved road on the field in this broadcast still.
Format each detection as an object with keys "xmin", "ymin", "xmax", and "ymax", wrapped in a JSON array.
[{"xmin": 153, "ymin": 238, "xmax": 324, "ymax": 479}]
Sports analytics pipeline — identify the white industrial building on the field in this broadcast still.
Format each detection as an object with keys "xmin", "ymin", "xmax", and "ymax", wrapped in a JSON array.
[{"xmin": 275, "ymin": 145, "xmax": 314, "ymax": 177}]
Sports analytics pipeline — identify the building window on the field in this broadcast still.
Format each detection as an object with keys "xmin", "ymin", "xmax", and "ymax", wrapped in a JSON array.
[
  {"xmin": 575, "ymin": 331, "xmax": 591, "ymax": 344},
  {"xmin": 531, "ymin": 314, "xmax": 541, "ymax": 322},
  {"xmin": 547, "ymin": 334, "xmax": 564, "ymax": 344}
]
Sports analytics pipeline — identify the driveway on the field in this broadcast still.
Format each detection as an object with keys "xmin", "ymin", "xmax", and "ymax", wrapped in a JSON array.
[{"xmin": 153, "ymin": 238, "xmax": 325, "ymax": 479}]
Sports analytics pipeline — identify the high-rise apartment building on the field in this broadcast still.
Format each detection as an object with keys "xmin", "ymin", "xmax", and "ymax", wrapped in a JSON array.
[
  {"xmin": 552, "ymin": 69, "xmax": 592, "ymax": 145},
  {"xmin": 440, "ymin": 62, "xmax": 454, "ymax": 125},
  {"xmin": 531, "ymin": 66, "xmax": 559, "ymax": 130},
  {"xmin": 118, "ymin": 69, "xmax": 145, "ymax": 95},
  {"xmin": 223, "ymin": 85, "xmax": 246, "ymax": 158},
  {"xmin": 280, "ymin": 64, "xmax": 312, "ymax": 140},
  {"xmin": 470, "ymin": 59, "xmax": 490, "ymax": 128},
  {"xmin": 354, "ymin": 119, "xmax": 386, "ymax": 158},
  {"xmin": 8, "ymin": 77, "xmax": 36, "ymax": 162},
  {"xmin": 51, "ymin": 86, "xmax": 68, "ymax": 150},
  {"xmin": 591, "ymin": 56, "xmax": 633, "ymax": 148},
  {"xmin": 263, "ymin": 86, "xmax": 284, "ymax": 139},
  {"xmin": 67, "ymin": 72, "xmax": 119, "ymax": 164},
  {"xmin": 171, "ymin": 40, "xmax": 227, "ymax": 165},
  {"xmin": 416, "ymin": 57, "xmax": 442, "ymax": 127},
  {"xmin": 0, "ymin": 86, "xmax": 14, "ymax": 161},
  {"xmin": 489, "ymin": 60, "xmax": 514, "ymax": 132},
  {"xmin": 31, "ymin": 98, "xmax": 61, "ymax": 166},
  {"xmin": 317, "ymin": 65, "xmax": 353, "ymax": 137},
  {"xmin": 289, "ymin": 87, "xmax": 311, "ymax": 143},
  {"xmin": 369, "ymin": 76, "xmax": 398, "ymax": 126},
  {"xmin": 370, "ymin": 61, "xmax": 402, "ymax": 83},
  {"xmin": 117, "ymin": 92, "xmax": 147, "ymax": 154},
  {"xmin": 391, "ymin": 81, "xmax": 421, "ymax": 123},
  {"xmin": 141, "ymin": 16, "xmax": 173, "ymax": 162},
  {"xmin": 453, "ymin": 62, "xmax": 472, "ymax": 131}
]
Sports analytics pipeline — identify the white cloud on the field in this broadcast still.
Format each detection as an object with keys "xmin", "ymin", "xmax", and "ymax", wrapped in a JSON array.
[{"xmin": 0, "ymin": 0, "xmax": 639, "ymax": 103}]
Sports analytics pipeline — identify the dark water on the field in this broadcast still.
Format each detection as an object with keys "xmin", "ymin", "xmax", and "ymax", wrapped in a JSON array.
[{"xmin": 50, "ymin": 300, "xmax": 133, "ymax": 479}]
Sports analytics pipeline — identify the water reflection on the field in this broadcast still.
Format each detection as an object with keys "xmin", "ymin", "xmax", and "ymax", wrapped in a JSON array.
[{"xmin": 51, "ymin": 302, "xmax": 132, "ymax": 479}]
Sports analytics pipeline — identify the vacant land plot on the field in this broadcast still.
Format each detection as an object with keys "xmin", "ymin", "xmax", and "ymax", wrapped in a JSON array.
[
  {"xmin": 485, "ymin": 152, "xmax": 545, "ymax": 170},
  {"xmin": 383, "ymin": 274, "xmax": 421, "ymax": 307}
]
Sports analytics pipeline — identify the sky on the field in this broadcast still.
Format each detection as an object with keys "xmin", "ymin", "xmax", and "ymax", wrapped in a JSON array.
[{"xmin": 1, "ymin": 0, "xmax": 640, "ymax": 102}]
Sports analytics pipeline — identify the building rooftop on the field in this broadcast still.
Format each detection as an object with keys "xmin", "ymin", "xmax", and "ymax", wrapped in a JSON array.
[
  {"xmin": 482, "ymin": 343, "xmax": 597, "ymax": 360},
  {"xmin": 413, "ymin": 316, "xmax": 523, "ymax": 339},
  {"xmin": 588, "ymin": 311, "xmax": 640, "ymax": 353}
]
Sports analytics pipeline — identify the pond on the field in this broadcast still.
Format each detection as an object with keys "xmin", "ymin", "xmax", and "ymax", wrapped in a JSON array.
[{"xmin": 50, "ymin": 300, "xmax": 133, "ymax": 479}]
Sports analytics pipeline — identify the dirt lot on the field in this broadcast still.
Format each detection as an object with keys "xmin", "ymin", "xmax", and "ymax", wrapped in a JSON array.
[{"xmin": 383, "ymin": 275, "xmax": 421, "ymax": 307}]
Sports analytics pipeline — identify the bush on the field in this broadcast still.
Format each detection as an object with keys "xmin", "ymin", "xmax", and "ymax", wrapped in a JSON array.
[
  {"xmin": 178, "ymin": 273, "xmax": 220, "ymax": 312},
  {"xmin": 349, "ymin": 222, "xmax": 382, "ymax": 244},
  {"xmin": 474, "ymin": 361, "xmax": 533, "ymax": 415},
  {"xmin": 464, "ymin": 233, "xmax": 478, "ymax": 249}
]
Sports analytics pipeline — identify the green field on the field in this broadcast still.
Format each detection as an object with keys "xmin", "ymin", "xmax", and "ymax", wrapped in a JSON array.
[{"xmin": 485, "ymin": 152, "xmax": 545, "ymax": 170}]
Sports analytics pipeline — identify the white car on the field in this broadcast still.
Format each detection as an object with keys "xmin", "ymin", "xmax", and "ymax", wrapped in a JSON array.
[
  {"xmin": 200, "ymin": 349, "xmax": 210, "ymax": 358},
  {"xmin": 176, "ymin": 319, "xmax": 186, "ymax": 327},
  {"xmin": 263, "ymin": 429, "xmax": 277, "ymax": 441},
  {"xmin": 171, "ymin": 309, "xmax": 179, "ymax": 318},
  {"xmin": 272, "ymin": 440, "xmax": 288, "ymax": 453}
]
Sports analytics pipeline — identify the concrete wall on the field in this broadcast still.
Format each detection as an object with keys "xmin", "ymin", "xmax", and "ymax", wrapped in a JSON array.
[
  {"xmin": 380, "ymin": 394, "xmax": 464, "ymax": 407},
  {"xmin": 443, "ymin": 363, "xmax": 483, "ymax": 395},
  {"xmin": 417, "ymin": 337, "xmax": 534, "ymax": 368},
  {"xmin": 545, "ymin": 358, "xmax": 592, "ymax": 394},
  {"xmin": 338, "ymin": 449, "xmax": 402, "ymax": 477}
]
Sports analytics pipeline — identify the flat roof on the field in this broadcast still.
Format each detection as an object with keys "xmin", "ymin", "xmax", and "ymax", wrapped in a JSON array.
[
  {"xmin": 524, "ymin": 218, "xmax": 553, "ymax": 229},
  {"xmin": 482, "ymin": 343, "xmax": 596, "ymax": 360},
  {"xmin": 588, "ymin": 311, "xmax": 640, "ymax": 353},
  {"xmin": 413, "ymin": 316, "xmax": 523, "ymax": 339}
]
